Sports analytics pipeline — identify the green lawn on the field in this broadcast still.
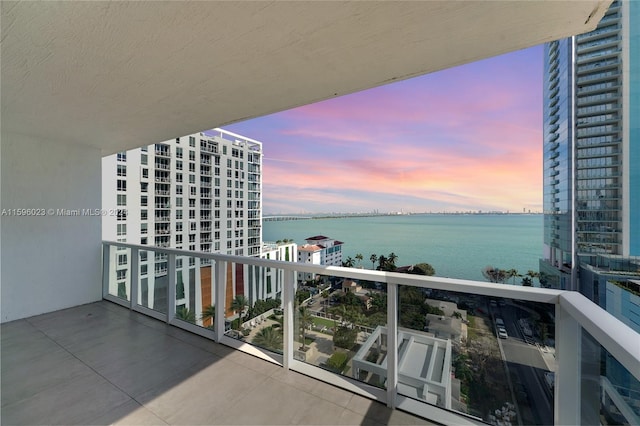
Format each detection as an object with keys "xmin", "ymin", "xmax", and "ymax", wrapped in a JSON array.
[{"xmin": 312, "ymin": 316, "xmax": 336, "ymax": 329}]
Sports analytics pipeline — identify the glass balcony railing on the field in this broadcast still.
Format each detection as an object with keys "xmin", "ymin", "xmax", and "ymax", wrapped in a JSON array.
[{"xmin": 102, "ymin": 241, "xmax": 640, "ymax": 426}]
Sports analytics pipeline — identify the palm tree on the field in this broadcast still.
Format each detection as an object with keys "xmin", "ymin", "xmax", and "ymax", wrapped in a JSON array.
[
  {"xmin": 253, "ymin": 326, "xmax": 283, "ymax": 352},
  {"xmin": 230, "ymin": 295, "xmax": 248, "ymax": 329},
  {"xmin": 355, "ymin": 253, "xmax": 363, "ymax": 267},
  {"xmin": 298, "ymin": 306, "xmax": 313, "ymax": 350},
  {"xmin": 201, "ymin": 304, "xmax": 215, "ymax": 327},
  {"xmin": 377, "ymin": 254, "xmax": 387, "ymax": 271},
  {"xmin": 342, "ymin": 256, "xmax": 355, "ymax": 267},
  {"xmin": 507, "ymin": 269, "xmax": 520, "ymax": 285},
  {"xmin": 370, "ymin": 254, "xmax": 378, "ymax": 270},
  {"xmin": 387, "ymin": 252, "xmax": 398, "ymax": 270},
  {"xmin": 175, "ymin": 306, "xmax": 196, "ymax": 323}
]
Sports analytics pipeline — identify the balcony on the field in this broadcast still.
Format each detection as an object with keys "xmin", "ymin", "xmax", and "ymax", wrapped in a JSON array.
[
  {"xmin": 2, "ymin": 2, "xmax": 625, "ymax": 425},
  {"xmin": 1, "ymin": 301, "xmax": 430, "ymax": 426},
  {"xmin": 76, "ymin": 242, "xmax": 640, "ymax": 425}
]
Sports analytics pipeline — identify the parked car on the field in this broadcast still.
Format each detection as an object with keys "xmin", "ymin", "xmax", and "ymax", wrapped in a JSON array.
[{"xmin": 495, "ymin": 318, "xmax": 505, "ymax": 327}]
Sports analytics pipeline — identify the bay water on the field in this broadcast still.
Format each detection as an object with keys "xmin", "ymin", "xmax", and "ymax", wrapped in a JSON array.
[{"xmin": 263, "ymin": 214, "xmax": 543, "ymax": 283}]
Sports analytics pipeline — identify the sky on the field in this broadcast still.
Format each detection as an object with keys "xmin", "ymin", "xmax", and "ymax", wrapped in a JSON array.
[{"xmin": 225, "ymin": 45, "xmax": 543, "ymax": 215}]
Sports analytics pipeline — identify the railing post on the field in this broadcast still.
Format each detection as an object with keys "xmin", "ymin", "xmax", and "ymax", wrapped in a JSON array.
[
  {"xmin": 167, "ymin": 253, "xmax": 176, "ymax": 323},
  {"xmin": 102, "ymin": 243, "xmax": 110, "ymax": 298},
  {"xmin": 282, "ymin": 269, "xmax": 295, "ymax": 370},
  {"xmin": 130, "ymin": 248, "xmax": 139, "ymax": 309},
  {"xmin": 214, "ymin": 260, "xmax": 226, "ymax": 342},
  {"xmin": 555, "ymin": 302, "xmax": 581, "ymax": 425},
  {"xmin": 387, "ymin": 282, "xmax": 398, "ymax": 408}
]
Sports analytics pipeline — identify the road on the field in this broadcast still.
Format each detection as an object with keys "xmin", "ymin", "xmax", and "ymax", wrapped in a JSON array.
[{"xmin": 494, "ymin": 302, "xmax": 554, "ymax": 425}]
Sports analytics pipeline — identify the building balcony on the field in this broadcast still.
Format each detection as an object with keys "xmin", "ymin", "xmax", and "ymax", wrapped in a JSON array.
[{"xmin": 37, "ymin": 241, "xmax": 631, "ymax": 426}]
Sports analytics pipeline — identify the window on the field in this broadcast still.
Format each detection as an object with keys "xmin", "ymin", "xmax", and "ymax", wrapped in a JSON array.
[
  {"xmin": 176, "ymin": 210, "xmax": 183, "ymax": 219},
  {"xmin": 117, "ymin": 282, "xmax": 127, "ymax": 299},
  {"xmin": 189, "ymin": 210, "xmax": 195, "ymax": 219},
  {"xmin": 223, "ymin": 146, "xmax": 227, "ymax": 155},
  {"xmin": 117, "ymin": 254, "xmax": 127, "ymax": 265},
  {"xmin": 141, "ymin": 265, "xmax": 148, "ymax": 276},
  {"xmin": 189, "ymin": 174, "xmax": 195, "ymax": 184},
  {"xmin": 176, "ymin": 147, "xmax": 183, "ymax": 158},
  {"xmin": 140, "ymin": 251, "xmax": 148, "ymax": 262},
  {"xmin": 141, "ymin": 153, "xmax": 148, "ymax": 165},
  {"xmin": 189, "ymin": 151, "xmax": 195, "ymax": 161},
  {"xmin": 189, "ymin": 244, "xmax": 196, "ymax": 251},
  {"xmin": 190, "ymin": 222, "xmax": 197, "ymax": 231},
  {"xmin": 142, "ymin": 168, "xmax": 148, "ymax": 178},
  {"xmin": 215, "ymin": 178, "xmax": 220, "ymax": 187},
  {"xmin": 189, "ymin": 136, "xmax": 195, "ymax": 147},
  {"xmin": 176, "ymin": 173, "xmax": 183, "ymax": 183},
  {"xmin": 176, "ymin": 235, "xmax": 183, "ymax": 244},
  {"xmin": 189, "ymin": 199, "xmax": 196, "ymax": 207},
  {"xmin": 215, "ymin": 167, "xmax": 220, "ymax": 176},
  {"xmin": 189, "ymin": 163, "xmax": 195, "ymax": 173},
  {"xmin": 189, "ymin": 258, "xmax": 195, "ymax": 266},
  {"xmin": 117, "ymin": 209, "xmax": 127, "ymax": 221},
  {"xmin": 117, "ymin": 224, "xmax": 126, "ymax": 236},
  {"xmin": 141, "ymin": 237, "xmax": 147, "ymax": 245},
  {"xmin": 117, "ymin": 165, "xmax": 126, "ymax": 177},
  {"xmin": 190, "ymin": 187, "xmax": 197, "ymax": 196},
  {"xmin": 117, "ymin": 179, "xmax": 126, "ymax": 191},
  {"xmin": 141, "ymin": 210, "xmax": 147, "ymax": 220},
  {"xmin": 141, "ymin": 223, "xmax": 147, "ymax": 234},
  {"xmin": 176, "ymin": 222, "xmax": 183, "ymax": 232},
  {"xmin": 117, "ymin": 152, "xmax": 126, "ymax": 162},
  {"xmin": 176, "ymin": 160, "xmax": 183, "ymax": 170},
  {"xmin": 141, "ymin": 196, "xmax": 147, "ymax": 206},
  {"xmin": 176, "ymin": 258, "xmax": 183, "ymax": 269},
  {"xmin": 117, "ymin": 194, "xmax": 126, "ymax": 206},
  {"xmin": 215, "ymin": 231, "xmax": 220, "ymax": 239},
  {"xmin": 176, "ymin": 198, "xmax": 182, "ymax": 207}
]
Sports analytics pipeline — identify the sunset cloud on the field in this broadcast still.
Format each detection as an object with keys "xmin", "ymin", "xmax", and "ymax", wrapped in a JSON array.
[{"xmin": 226, "ymin": 46, "xmax": 543, "ymax": 214}]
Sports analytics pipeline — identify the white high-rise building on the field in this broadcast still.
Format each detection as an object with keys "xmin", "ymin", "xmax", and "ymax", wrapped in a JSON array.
[
  {"xmin": 102, "ymin": 129, "xmax": 263, "ymax": 319},
  {"xmin": 297, "ymin": 235, "xmax": 343, "ymax": 281}
]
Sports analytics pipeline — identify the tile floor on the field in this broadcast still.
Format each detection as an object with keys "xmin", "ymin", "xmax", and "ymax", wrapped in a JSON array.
[{"xmin": 1, "ymin": 301, "xmax": 436, "ymax": 425}]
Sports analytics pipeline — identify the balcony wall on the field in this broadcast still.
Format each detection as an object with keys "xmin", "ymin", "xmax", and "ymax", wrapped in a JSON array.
[{"xmin": 0, "ymin": 133, "xmax": 103, "ymax": 322}]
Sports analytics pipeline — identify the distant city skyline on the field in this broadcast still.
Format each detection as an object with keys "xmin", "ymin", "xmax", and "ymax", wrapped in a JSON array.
[{"xmin": 226, "ymin": 45, "xmax": 543, "ymax": 215}]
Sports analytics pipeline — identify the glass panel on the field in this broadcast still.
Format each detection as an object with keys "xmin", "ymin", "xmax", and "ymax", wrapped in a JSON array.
[
  {"xmin": 136, "ymin": 249, "xmax": 167, "ymax": 314},
  {"xmin": 225, "ymin": 262, "xmax": 283, "ymax": 353},
  {"xmin": 582, "ymin": 329, "xmax": 640, "ymax": 425},
  {"xmin": 173, "ymin": 255, "xmax": 197, "ymax": 324},
  {"xmin": 295, "ymin": 274, "xmax": 387, "ymax": 390},
  {"xmin": 396, "ymin": 286, "xmax": 555, "ymax": 425},
  {"xmin": 107, "ymin": 246, "xmax": 131, "ymax": 302}
]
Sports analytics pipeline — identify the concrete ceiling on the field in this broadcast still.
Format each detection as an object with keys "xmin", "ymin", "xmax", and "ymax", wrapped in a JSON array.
[{"xmin": 1, "ymin": 1, "xmax": 611, "ymax": 155}]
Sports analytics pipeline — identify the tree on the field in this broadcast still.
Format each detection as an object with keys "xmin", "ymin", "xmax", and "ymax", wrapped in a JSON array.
[
  {"xmin": 409, "ymin": 263, "xmax": 435, "ymax": 276},
  {"xmin": 175, "ymin": 306, "xmax": 195, "ymax": 323},
  {"xmin": 201, "ymin": 304, "xmax": 215, "ymax": 326},
  {"xmin": 333, "ymin": 326, "xmax": 358, "ymax": 350},
  {"xmin": 253, "ymin": 326, "xmax": 282, "ymax": 352},
  {"xmin": 342, "ymin": 256, "xmax": 355, "ymax": 267},
  {"xmin": 355, "ymin": 253, "xmax": 363, "ymax": 267},
  {"xmin": 521, "ymin": 276, "xmax": 533, "ymax": 286},
  {"xmin": 507, "ymin": 269, "xmax": 521, "ymax": 285},
  {"xmin": 387, "ymin": 252, "xmax": 398, "ymax": 271},
  {"xmin": 377, "ymin": 255, "xmax": 387, "ymax": 271},
  {"xmin": 230, "ymin": 295, "xmax": 248, "ymax": 329},
  {"xmin": 369, "ymin": 254, "xmax": 378, "ymax": 270},
  {"xmin": 298, "ymin": 306, "xmax": 313, "ymax": 350},
  {"xmin": 482, "ymin": 265, "xmax": 508, "ymax": 283}
]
